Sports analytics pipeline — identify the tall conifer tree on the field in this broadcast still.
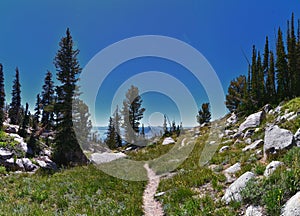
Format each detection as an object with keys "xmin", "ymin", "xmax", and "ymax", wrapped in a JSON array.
[
  {"xmin": 53, "ymin": 28, "xmax": 87, "ymax": 166},
  {"xmin": 0, "ymin": 64, "xmax": 5, "ymax": 128},
  {"xmin": 9, "ymin": 68, "xmax": 21, "ymax": 125}
]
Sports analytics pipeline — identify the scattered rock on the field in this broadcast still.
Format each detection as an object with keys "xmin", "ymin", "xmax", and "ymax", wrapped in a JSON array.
[
  {"xmin": 245, "ymin": 205, "xmax": 264, "ymax": 216},
  {"xmin": 221, "ymin": 171, "xmax": 255, "ymax": 204},
  {"xmin": 5, "ymin": 126, "xmax": 17, "ymax": 134},
  {"xmin": 264, "ymin": 125, "xmax": 295, "ymax": 158},
  {"xmin": 264, "ymin": 161, "xmax": 284, "ymax": 177},
  {"xmin": 243, "ymin": 139, "xmax": 264, "ymax": 152},
  {"xmin": 0, "ymin": 148, "xmax": 13, "ymax": 160},
  {"xmin": 155, "ymin": 192, "xmax": 165, "ymax": 197},
  {"xmin": 35, "ymin": 156, "xmax": 57, "ymax": 170},
  {"xmin": 219, "ymin": 146, "xmax": 230, "ymax": 153},
  {"xmin": 294, "ymin": 128, "xmax": 300, "ymax": 147},
  {"xmin": 21, "ymin": 158, "xmax": 38, "ymax": 172},
  {"xmin": 90, "ymin": 152, "xmax": 126, "ymax": 164},
  {"xmin": 225, "ymin": 130, "xmax": 234, "ymax": 136},
  {"xmin": 244, "ymin": 129, "xmax": 255, "ymax": 139},
  {"xmin": 281, "ymin": 191, "xmax": 300, "ymax": 216},
  {"xmin": 162, "ymin": 137, "xmax": 175, "ymax": 145},
  {"xmin": 224, "ymin": 163, "xmax": 241, "ymax": 174},
  {"xmin": 226, "ymin": 113, "xmax": 238, "ymax": 127},
  {"xmin": 245, "ymin": 138, "xmax": 252, "ymax": 145},
  {"xmin": 239, "ymin": 111, "xmax": 265, "ymax": 132},
  {"xmin": 263, "ymin": 104, "xmax": 272, "ymax": 113}
]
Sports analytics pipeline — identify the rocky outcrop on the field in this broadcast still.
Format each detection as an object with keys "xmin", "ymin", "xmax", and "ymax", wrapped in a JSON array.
[
  {"xmin": 162, "ymin": 137, "xmax": 175, "ymax": 145},
  {"xmin": 264, "ymin": 161, "xmax": 284, "ymax": 177},
  {"xmin": 294, "ymin": 128, "xmax": 300, "ymax": 147},
  {"xmin": 245, "ymin": 205, "xmax": 264, "ymax": 216},
  {"xmin": 242, "ymin": 139, "xmax": 264, "ymax": 152},
  {"xmin": 239, "ymin": 111, "xmax": 265, "ymax": 132},
  {"xmin": 226, "ymin": 113, "xmax": 238, "ymax": 127},
  {"xmin": 264, "ymin": 125, "xmax": 295, "ymax": 157},
  {"xmin": 221, "ymin": 171, "xmax": 255, "ymax": 204},
  {"xmin": 281, "ymin": 191, "xmax": 300, "ymax": 216},
  {"xmin": 0, "ymin": 148, "xmax": 13, "ymax": 160},
  {"xmin": 219, "ymin": 146, "xmax": 230, "ymax": 153}
]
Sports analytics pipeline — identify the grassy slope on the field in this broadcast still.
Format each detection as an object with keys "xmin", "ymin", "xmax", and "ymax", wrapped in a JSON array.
[
  {"xmin": 0, "ymin": 166, "xmax": 145, "ymax": 216},
  {"xmin": 0, "ymin": 98, "xmax": 299, "ymax": 215}
]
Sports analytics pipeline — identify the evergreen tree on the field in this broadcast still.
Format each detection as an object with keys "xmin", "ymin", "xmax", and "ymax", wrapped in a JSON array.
[
  {"xmin": 53, "ymin": 28, "xmax": 87, "ymax": 166},
  {"xmin": 287, "ymin": 13, "xmax": 297, "ymax": 98},
  {"xmin": 263, "ymin": 36, "xmax": 269, "ymax": 104},
  {"xmin": 163, "ymin": 114, "xmax": 168, "ymax": 135},
  {"xmin": 256, "ymin": 52, "xmax": 265, "ymax": 107},
  {"xmin": 225, "ymin": 75, "xmax": 247, "ymax": 114},
  {"xmin": 105, "ymin": 117, "xmax": 117, "ymax": 150},
  {"xmin": 266, "ymin": 51, "xmax": 277, "ymax": 104},
  {"xmin": 296, "ymin": 19, "xmax": 300, "ymax": 96},
  {"xmin": 8, "ymin": 68, "xmax": 21, "ymax": 125},
  {"xmin": 141, "ymin": 124, "xmax": 145, "ymax": 138},
  {"xmin": 196, "ymin": 103, "xmax": 211, "ymax": 125},
  {"xmin": 250, "ymin": 45, "xmax": 259, "ymax": 108},
  {"xmin": 276, "ymin": 28, "xmax": 289, "ymax": 101},
  {"xmin": 121, "ymin": 85, "xmax": 145, "ymax": 144},
  {"xmin": 34, "ymin": 94, "xmax": 41, "ymax": 125},
  {"xmin": 41, "ymin": 71, "xmax": 55, "ymax": 130},
  {"xmin": 113, "ymin": 106, "xmax": 122, "ymax": 147},
  {"xmin": 72, "ymin": 99, "xmax": 92, "ymax": 150},
  {"xmin": 18, "ymin": 103, "xmax": 29, "ymax": 138},
  {"xmin": 0, "ymin": 64, "xmax": 5, "ymax": 128}
]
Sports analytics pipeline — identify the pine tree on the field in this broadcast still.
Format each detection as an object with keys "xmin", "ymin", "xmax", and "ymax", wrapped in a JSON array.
[
  {"xmin": 53, "ymin": 28, "xmax": 87, "ymax": 166},
  {"xmin": 250, "ymin": 45, "xmax": 259, "ymax": 108},
  {"xmin": 266, "ymin": 51, "xmax": 277, "ymax": 104},
  {"xmin": 34, "ymin": 94, "xmax": 41, "ymax": 125},
  {"xmin": 41, "ymin": 71, "xmax": 55, "ymax": 130},
  {"xmin": 296, "ymin": 19, "xmax": 300, "ymax": 96},
  {"xmin": 163, "ymin": 114, "xmax": 168, "ymax": 135},
  {"xmin": 106, "ymin": 117, "xmax": 117, "ymax": 150},
  {"xmin": 256, "ymin": 52, "xmax": 265, "ymax": 107},
  {"xmin": 141, "ymin": 124, "xmax": 145, "ymax": 138},
  {"xmin": 276, "ymin": 28, "xmax": 289, "ymax": 101},
  {"xmin": 287, "ymin": 13, "xmax": 297, "ymax": 98},
  {"xmin": 8, "ymin": 67, "xmax": 21, "ymax": 125},
  {"xmin": 18, "ymin": 103, "xmax": 29, "ymax": 138},
  {"xmin": 121, "ymin": 85, "xmax": 145, "ymax": 144},
  {"xmin": 0, "ymin": 64, "xmax": 5, "ymax": 128},
  {"xmin": 196, "ymin": 103, "xmax": 211, "ymax": 125},
  {"xmin": 263, "ymin": 37, "xmax": 269, "ymax": 104},
  {"xmin": 225, "ymin": 75, "xmax": 247, "ymax": 114},
  {"xmin": 113, "ymin": 106, "xmax": 122, "ymax": 147},
  {"xmin": 72, "ymin": 99, "xmax": 92, "ymax": 150}
]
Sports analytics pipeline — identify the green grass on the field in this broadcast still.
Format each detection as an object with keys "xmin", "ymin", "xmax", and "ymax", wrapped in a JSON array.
[
  {"xmin": 241, "ymin": 147, "xmax": 300, "ymax": 216},
  {"xmin": 0, "ymin": 165, "xmax": 146, "ymax": 215},
  {"xmin": 282, "ymin": 97, "xmax": 300, "ymax": 113}
]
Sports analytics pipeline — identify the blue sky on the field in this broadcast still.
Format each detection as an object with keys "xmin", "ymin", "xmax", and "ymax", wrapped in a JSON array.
[{"xmin": 0, "ymin": 1, "xmax": 299, "ymax": 126}]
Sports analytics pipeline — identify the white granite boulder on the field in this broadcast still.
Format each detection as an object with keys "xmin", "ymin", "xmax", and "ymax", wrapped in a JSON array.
[
  {"xmin": 221, "ymin": 171, "xmax": 255, "ymax": 204},
  {"xmin": 264, "ymin": 125, "xmax": 295, "ymax": 157},
  {"xmin": 239, "ymin": 111, "xmax": 265, "ymax": 132}
]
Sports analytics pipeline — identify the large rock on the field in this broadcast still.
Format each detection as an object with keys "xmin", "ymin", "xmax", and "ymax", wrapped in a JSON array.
[
  {"xmin": 162, "ymin": 137, "xmax": 175, "ymax": 145},
  {"xmin": 264, "ymin": 161, "xmax": 284, "ymax": 177},
  {"xmin": 281, "ymin": 191, "xmax": 300, "ymax": 216},
  {"xmin": 0, "ymin": 148, "xmax": 13, "ymax": 160},
  {"xmin": 221, "ymin": 171, "xmax": 255, "ymax": 204},
  {"xmin": 245, "ymin": 205, "xmax": 264, "ymax": 216},
  {"xmin": 295, "ymin": 128, "xmax": 300, "ymax": 147},
  {"xmin": 243, "ymin": 139, "xmax": 264, "ymax": 152},
  {"xmin": 90, "ymin": 152, "xmax": 126, "ymax": 164},
  {"xmin": 264, "ymin": 125, "xmax": 295, "ymax": 157},
  {"xmin": 239, "ymin": 111, "xmax": 265, "ymax": 132},
  {"xmin": 223, "ymin": 163, "xmax": 241, "ymax": 183}
]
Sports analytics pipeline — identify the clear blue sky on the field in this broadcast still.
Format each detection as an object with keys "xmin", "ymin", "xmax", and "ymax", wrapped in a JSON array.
[{"xmin": 0, "ymin": 1, "xmax": 299, "ymax": 126}]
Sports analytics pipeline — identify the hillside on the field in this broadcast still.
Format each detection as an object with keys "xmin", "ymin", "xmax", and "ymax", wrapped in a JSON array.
[{"xmin": 0, "ymin": 98, "xmax": 299, "ymax": 215}]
